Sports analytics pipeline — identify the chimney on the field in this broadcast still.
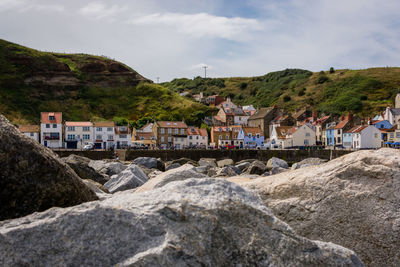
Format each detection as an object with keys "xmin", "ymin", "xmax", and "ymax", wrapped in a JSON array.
[
  {"xmin": 340, "ymin": 115, "xmax": 345, "ymax": 121},
  {"xmin": 348, "ymin": 112, "xmax": 353, "ymax": 122},
  {"xmin": 312, "ymin": 111, "xmax": 318, "ymax": 121},
  {"xmin": 368, "ymin": 117, "xmax": 372, "ymax": 125}
]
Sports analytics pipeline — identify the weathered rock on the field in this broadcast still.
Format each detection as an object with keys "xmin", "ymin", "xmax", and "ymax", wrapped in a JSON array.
[
  {"xmin": 236, "ymin": 159, "xmax": 257, "ymax": 165},
  {"xmin": 169, "ymin": 157, "xmax": 198, "ymax": 167},
  {"xmin": 266, "ymin": 157, "xmax": 288, "ymax": 169},
  {"xmin": 236, "ymin": 148, "xmax": 400, "ymax": 266},
  {"xmin": 214, "ymin": 165, "xmax": 241, "ymax": 177},
  {"xmin": 62, "ymin": 154, "xmax": 110, "ymax": 184},
  {"xmin": 135, "ymin": 164, "xmax": 206, "ymax": 193},
  {"xmin": 148, "ymin": 169, "xmax": 163, "ymax": 179},
  {"xmin": 0, "ymin": 179, "xmax": 363, "ymax": 266},
  {"xmin": 88, "ymin": 160, "xmax": 127, "ymax": 176},
  {"xmin": 207, "ymin": 167, "xmax": 219, "ymax": 177},
  {"xmin": 104, "ymin": 164, "xmax": 148, "ymax": 193},
  {"xmin": 82, "ymin": 179, "xmax": 110, "ymax": 200},
  {"xmin": 217, "ymin": 158, "xmax": 234, "ymax": 167},
  {"xmin": 0, "ymin": 114, "xmax": 97, "ymax": 221},
  {"xmin": 156, "ymin": 158, "xmax": 165, "ymax": 171},
  {"xmin": 246, "ymin": 160, "xmax": 267, "ymax": 175},
  {"xmin": 291, "ymin": 157, "xmax": 327, "ymax": 170},
  {"xmin": 262, "ymin": 171, "xmax": 270, "ymax": 177},
  {"xmin": 235, "ymin": 161, "xmax": 251, "ymax": 171},
  {"xmin": 165, "ymin": 162, "xmax": 181, "ymax": 171},
  {"xmin": 194, "ymin": 165, "xmax": 212, "ymax": 175},
  {"xmin": 132, "ymin": 157, "xmax": 158, "ymax": 169},
  {"xmin": 270, "ymin": 166, "xmax": 288, "ymax": 175},
  {"xmin": 198, "ymin": 158, "xmax": 217, "ymax": 167}
]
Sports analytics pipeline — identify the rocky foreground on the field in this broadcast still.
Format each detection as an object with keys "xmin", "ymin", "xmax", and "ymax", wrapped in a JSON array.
[{"xmin": 2, "ymin": 113, "xmax": 398, "ymax": 266}]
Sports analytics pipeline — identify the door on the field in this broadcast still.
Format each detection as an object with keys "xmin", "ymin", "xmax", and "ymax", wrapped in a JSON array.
[
  {"xmin": 44, "ymin": 141, "xmax": 47, "ymax": 147},
  {"xmin": 103, "ymin": 142, "xmax": 107, "ymax": 149},
  {"xmin": 117, "ymin": 141, "xmax": 120, "ymax": 149},
  {"xmin": 66, "ymin": 141, "xmax": 78, "ymax": 149}
]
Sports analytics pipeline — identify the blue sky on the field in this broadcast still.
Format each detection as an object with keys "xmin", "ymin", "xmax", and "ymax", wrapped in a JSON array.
[{"xmin": 1, "ymin": 0, "xmax": 400, "ymax": 82}]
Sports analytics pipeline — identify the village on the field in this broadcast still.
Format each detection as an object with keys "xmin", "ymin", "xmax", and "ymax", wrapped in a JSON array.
[{"xmin": 17, "ymin": 91, "xmax": 400, "ymax": 151}]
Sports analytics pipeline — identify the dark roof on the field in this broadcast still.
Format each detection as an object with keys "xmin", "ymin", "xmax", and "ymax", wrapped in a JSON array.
[
  {"xmin": 248, "ymin": 107, "xmax": 274, "ymax": 120},
  {"xmin": 390, "ymin": 108, "xmax": 400, "ymax": 116}
]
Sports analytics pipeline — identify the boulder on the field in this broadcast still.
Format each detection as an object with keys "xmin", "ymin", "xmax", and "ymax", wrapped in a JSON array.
[
  {"xmin": 88, "ymin": 160, "xmax": 127, "ymax": 176},
  {"xmin": 104, "ymin": 164, "xmax": 148, "ymax": 193},
  {"xmin": 0, "ymin": 114, "xmax": 97, "ymax": 220},
  {"xmin": 148, "ymin": 170, "xmax": 163, "ymax": 179},
  {"xmin": 236, "ymin": 148, "xmax": 400, "ymax": 266},
  {"xmin": 165, "ymin": 162, "xmax": 181, "ymax": 171},
  {"xmin": 214, "ymin": 165, "xmax": 241, "ymax": 177},
  {"xmin": 168, "ymin": 158, "xmax": 198, "ymax": 167},
  {"xmin": 82, "ymin": 180, "xmax": 110, "ymax": 200},
  {"xmin": 0, "ymin": 179, "xmax": 363, "ymax": 266},
  {"xmin": 207, "ymin": 167, "xmax": 219, "ymax": 177},
  {"xmin": 236, "ymin": 159, "xmax": 257, "ymax": 165},
  {"xmin": 270, "ymin": 166, "xmax": 288, "ymax": 175},
  {"xmin": 135, "ymin": 164, "xmax": 206, "ymax": 193},
  {"xmin": 156, "ymin": 158, "xmax": 165, "ymax": 171},
  {"xmin": 132, "ymin": 157, "xmax": 158, "ymax": 169},
  {"xmin": 266, "ymin": 157, "xmax": 288, "ymax": 169},
  {"xmin": 62, "ymin": 154, "xmax": 109, "ymax": 184},
  {"xmin": 198, "ymin": 158, "xmax": 217, "ymax": 167},
  {"xmin": 235, "ymin": 161, "xmax": 251, "ymax": 171},
  {"xmin": 245, "ymin": 160, "xmax": 267, "ymax": 175},
  {"xmin": 292, "ymin": 158, "xmax": 327, "ymax": 170},
  {"xmin": 194, "ymin": 165, "xmax": 212, "ymax": 175},
  {"xmin": 217, "ymin": 158, "xmax": 234, "ymax": 168}
]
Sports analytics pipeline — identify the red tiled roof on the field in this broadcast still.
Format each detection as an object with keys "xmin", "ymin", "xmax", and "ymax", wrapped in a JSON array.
[
  {"xmin": 65, "ymin": 121, "xmax": 93, "ymax": 127},
  {"xmin": 275, "ymin": 126, "xmax": 293, "ymax": 139},
  {"xmin": 136, "ymin": 132, "xmax": 155, "ymax": 140},
  {"xmin": 199, "ymin": 128, "xmax": 207, "ymax": 137},
  {"xmin": 156, "ymin": 121, "xmax": 187, "ymax": 128},
  {"xmin": 18, "ymin": 125, "xmax": 39, "ymax": 133},
  {"xmin": 352, "ymin": 125, "xmax": 368, "ymax": 133},
  {"xmin": 41, "ymin": 112, "xmax": 62, "ymax": 124},
  {"xmin": 94, "ymin": 121, "xmax": 115, "ymax": 127},
  {"xmin": 334, "ymin": 120, "xmax": 349, "ymax": 129},
  {"xmin": 187, "ymin": 127, "xmax": 200, "ymax": 136},
  {"xmin": 243, "ymin": 127, "xmax": 263, "ymax": 136}
]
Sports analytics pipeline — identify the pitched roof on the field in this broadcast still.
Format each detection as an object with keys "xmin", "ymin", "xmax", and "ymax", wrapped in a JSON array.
[
  {"xmin": 65, "ymin": 121, "xmax": 93, "ymax": 127},
  {"xmin": 18, "ymin": 125, "xmax": 39, "ymax": 133},
  {"xmin": 187, "ymin": 127, "xmax": 200, "ymax": 136},
  {"xmin": 199, "ymin": 128, "xmax": 208, "ymax": 137},
  {"xmin": 352, "ymin": 125, "xmax": 369, "ymax": 133},
  {"xmin": 243, "ymin": 127, "xmax": 263, "ymax": 136},
  {"xmin": 136, "ymin": 132, "xmax": 155, "ymax": 139},
  {"xmin": 156, "ymin": 121, "xmax": 187, "ymax": 128},
  {"xmin": 334, "ymin": 120, "xmax": 349, "ymax": 129},
  {"xmin": 275, "ymin": 126, "xmax": 294, "ymax": 139},
  {"xmin": 41, "ymin": 112, "xmax": 62, "ymax": 124},
  {"xmin": 248, "ymin": 107, "xmax": 274, "ymax": 120},
  {"xmin": 292, "ymin": 109, "xmax": 306, "ymax": 120},
  {"xmin": 390, "ymin": 108, "xmax": 400, "ymax": 116},
  {"xmin": 346, "ymin": 125, "xmax": 362, "ymax": 133},
  {"xmin": 94, "ymin": 121, "xmax": 115, "ymax": 127}
]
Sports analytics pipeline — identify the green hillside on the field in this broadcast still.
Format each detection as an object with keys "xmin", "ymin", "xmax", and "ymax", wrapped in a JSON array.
[
  {"xmin": 163, "ymin": 68, "xmax": 400, "ymax": 116},
  {"xmin": 0, "ymin": 39, "xmax": 215, "ymax": 126}
]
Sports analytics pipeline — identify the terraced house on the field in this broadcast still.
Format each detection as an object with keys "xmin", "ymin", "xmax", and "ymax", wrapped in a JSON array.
[
  {"xmin": 65, "ymin": 121, "xmax": 93, "ymax": 149},
  {"xmin": 94, "ymin": 121, "xmax": 115, "ymax": 149},
  {"xmin": 18, "ymin": 125, "xmax": 40, "ymax": 142},
  {"xmin": 153, "ymin": 121, "xmax": 188, "ymax": 149},
  {"xmin": 40, "ymin": 112, "xmax": 62, "ymax": 148}
]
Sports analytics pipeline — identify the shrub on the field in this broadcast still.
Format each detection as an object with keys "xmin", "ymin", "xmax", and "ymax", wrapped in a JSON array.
[
  {"xmin": 329, "ymin": 67, "xmax": 335, "ymax": 74},
  {"xmin": 283, "ymin": 95, "xmax": 291, "ymax": 102}
]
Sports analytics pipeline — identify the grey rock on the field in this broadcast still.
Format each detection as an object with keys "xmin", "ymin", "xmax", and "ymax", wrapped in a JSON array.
[
  {"xmin": 148, "ymin": 170, "xmax": 163, "ymax": 179},
  {"xmin": 292, "ymin": 158, "xmax": 327, "ymax": 170},
  {"xmin": 270, "ymin": 166, "xmax": 288, "ymax": 175},
  {"xmin": 165, "ymin": 162, "xmax": 181, "ymax": 171},
  {"xmin": 207, "ymin": 167, "xmax": 219, "ymax": 177},
  {"xmin": 266, "ymin": 157, "xmax": 288, "ymax": 169},
  {"xmin": 262, "ymin": 171, "xmax": 270, "ymax": 177},
  {"xmin": 104, "ymin": 164, "xmax": 148, "ymax": 193},
  {"xmin": 0, "ymin": 114, "xmax": 97, "ymax": 220},
  {"xmin": 246, "ymin": 160, "xmax": 267, "ymax": 175},
  {"xmin": 82, "ymin": 179, "xmax": 110, "ymax": 200},
  {"xmin": 198, "ymin": 158, "xmax": 217, "ymax": 167},
  {"xmin": 0, "ymin": 179, "xmax": 363, "ymax": 266},
  {"xmin": 88, "ymin": 160, "xmax": 128, "ymax": 176},
  {"xmin": 62, "ymin": 154, "xmax": 110, "ymax": 184},
  {"xmin": 235, "ymin": 161, "xmax": 251, "ymax": 171},
  {"xmin": 215, "ymin": 165, "xmax": 241, "ymax": 177},
  {"xmin": 135, "ymin": 164, "xmax": 206, "ymax": 193},
  {"xmin": 237, "ymin": 148, "xmax": 400, "ymax": 266},
  {"xmin": 132, "ymin": 157, "xmax": 158, "ymax": 169},
  {"xmin": 170, "ymin": 158, "xmax": 198, "ymax": 167},
  {"xmin": 217, "ymin": 158, "xmax": 234, "ymax": 168},
  {"xmin": 156, "ymin": 158, "xmax": 165, "ymax": 171},
  {"xmin": 236, "ymin": 159, "xmax": 257, "ymax": 165},
  {"xmin": 194, "ymin": 165, "xmax": 212, "ymax": 175}
]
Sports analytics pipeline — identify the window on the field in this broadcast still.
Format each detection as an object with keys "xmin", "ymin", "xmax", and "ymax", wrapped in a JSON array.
[
  {"xmin": 52, "ymin": 124, "xmax": 57, "ymax": 128},
  {"xmin": 168, "ymin": 137, "xmax": 171, "ymax": 142},
  {"xmin": 306, "ymin": 132, "xmax": 310, "ymax": 137},
  {"xmin": 374, "ymin": 133, "xmax": 378, "ymax": 138},
  {"xmin": 168, "ymin": 128, "xmax": 172, "ymax": 134},
  {"xmin": 46, "ymin": 124, "xmax": 50, "ymax": 128},
  {"xmin": 337, "ymin": 129, "xmax": 341, "ymax": 134},
  {"xmin": 196, "ymin": 136, "xmax": 199, "ymax": 140},
  {"xmin": 248, "ymin": 133, "xmax": 252, "ymax": 138},
  {"xmin": 96, "ymin": 127, "xmax": 102, "ymax": 131},
  {"xmin": 108, "ymin": 135, "xmax": 113, "ymax": 140},
  {"xmin": 304, "ymin": 139, "xmax": 309, "ymax": 145},
  {"xmin": 175, "ymin": 137, "xmax": 178, "ymax": 141},
  {"xmin": 226, "ymin": 135, "xmax": 229, "ymax": 139},
  {"xmin": 107, "ymin": 127, "xmax": 113, "ymax": 132},
  {"xmin": 189, "ymin": 136, "xmax": 192, "ymax": 139},
  {"xmin": 50, "ymin": 133, "xmax": 59, "ymax": 139},
  {"xmin": 96, "ymin": 135, "xmax": 102, "ymax": 140},
  {"xmin": 219, "ymin": 135, "xmax": 222, "ymax": 140},
  {"xmin": 49, "ymin": 116, "xmax": 55, "ymax": 120},
  {"xmin": 30, "ymin": 133, "xmax": 34, "ymax": 137},
  {"xmin": 83, "ymin": 134, "xmax": 90, "ymax": 140},
  {"xmin": 67, "ymin": 134, "xmax": 75, "ymax": 140},
  {"xmin": 181, "ymin": 129, "xmax": 185, "ymax": 134},
  {"xmin": 390, "ymin": 133, "xmax": 394, "ymax": 138},
  {"xmin": 175, "ymin": 129, "xmax": 178, "ymax": 134},
  {"xmin": 202, "ymin": 136, "xmax": 205, "ymax": 140},
  {"xmin": 119, "ymin": 134, "xmax": 127, "ymax": 138},
  {"xmin": 396, "ymin": 132, "xmax": 400, "ymax": 138},
  {"xmin": 337, "ymin": 137, "xmax": 341, "ymax": 143},
  {"xmin": 181, "ymin": 138, "xmax": 184, "ymax": 141},
  {"xmin": 161, "ymin": 128, "xmax": 165, "ymax": 134},
  {"xmin": 67, "ymin": 126, "xmax": 75, "ymax": 131},
  {"xmin": 161, "ymin": 137, "xmax": 165, "ymax": 142},
  {"xmin": 256, "ymin": 134, "xmax": 260, "ymax": 138},
  {"xmin": 83, "ymin": 126, "xmax": 90, "ymax": 132}
]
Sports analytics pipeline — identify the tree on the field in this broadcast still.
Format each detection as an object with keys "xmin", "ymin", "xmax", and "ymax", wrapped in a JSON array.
[{"xmin": 329, "ymin": 67, "xmax": 335, "ymax": 73}]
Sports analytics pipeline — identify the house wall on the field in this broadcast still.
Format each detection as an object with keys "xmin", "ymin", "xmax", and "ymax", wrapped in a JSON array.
[
  {"xmin": 292, "ymin": 125, "xmax": 316, "ymax": 147},
  {"xmin": 234, "ymin": 115, "xmax": 249, "ymax": 125},
  {"xmin": 94, "ymin": 126, "xmax": 115, "ymax": 149},
  {"xmin": 360, "ymin": 126, "xmax": 381, "ymax": 148},
  {"xmin": 40, "ymin": 123, "xmax": 62, "ymax": 148},
  {"xmin": 65, "ymin": 126, "xmax": 93, "ymax": 149},
  {"xmin": 326, "ymin": 129, "xmax": 335, "ymax": 146},
  {"xmin": 22, "ymin": 132, "xmax": 39, "ymax": 142},
  {"xmin": 342, "ymin": 133, "xmax": 353, "ymax": 149}
]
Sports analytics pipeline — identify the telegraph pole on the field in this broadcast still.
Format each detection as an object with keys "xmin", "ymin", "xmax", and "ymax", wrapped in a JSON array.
[
  {"xmin": 203, "ymin": 66, "xmax": 208, "ymax": 78},
  {"xmin": 156, "ymin": 77, "xmax": 160, "ymax": 83}
]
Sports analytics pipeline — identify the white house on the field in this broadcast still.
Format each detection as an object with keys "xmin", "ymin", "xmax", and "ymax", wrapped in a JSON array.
[
  {"xmin": 186, "ymin": 127, "xmax": 208, "ymax": 148},
  {"xmin": 383, "ymin": 106, "xmax": 400, "ymax": 126},
  {"xmin": 352, "ymin": 125, "xmax": 381, "ymax": 149},
  {"xmin": 115, "ymin": 125, "xmax": 131, "ymax": 149},
  {"xmin": 292, "ymin": 123, "xmax": 316, "ymax": 147},
  {"xmin": 64, "ymin": 121, "xmax": 93, "ymax": 149},
  {"xmin": 40, "ymin": 112, "xmax": 63, "ymax": 148},
  {"xmin": 93, "ymin": 121, "xmax": 115, "ymax": 149},
  {"xmin": 217, "ymin": 97, "xmax": 237, "ymax": 109},
  {"xmin": 18, "ymin": 125, "xmax": 40, "ymax": 142},
  {"xmin": 270, "ymin": 126, "xmax": 294, "ymax": 149}
]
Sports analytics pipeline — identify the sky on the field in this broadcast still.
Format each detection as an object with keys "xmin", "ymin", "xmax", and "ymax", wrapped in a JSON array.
[{"xmin": 1, "ymin": 0, "xmax": 400, "ymax": 82}]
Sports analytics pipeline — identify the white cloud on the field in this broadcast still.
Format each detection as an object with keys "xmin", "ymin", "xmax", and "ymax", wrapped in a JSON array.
[
  {"xmin": 79, "ymin": 2, "xmax": 125, "ymax": 20},
  {"xmin": 129, "ymin": 12, "xmax": 261, "ymax": 40},
  {"xmin": 0, "ymin": 0, "xmax": 64, "ymax": 13}
]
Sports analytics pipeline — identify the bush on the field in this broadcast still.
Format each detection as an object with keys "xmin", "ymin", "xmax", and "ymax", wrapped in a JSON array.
[
  {"xmin": 317, "ymin": 75, "xmax": 330, "ymax": 84},
  {"xmin": 329, "ymin": 67, "xmax": 335, "ymax": 74},
  {"xmin": 283, "ymin": 95, "xmax": 291, "ymax": 102},
  {"xmin": 240, "ymin": 82, "xmax": 247, "ymax": 90}
]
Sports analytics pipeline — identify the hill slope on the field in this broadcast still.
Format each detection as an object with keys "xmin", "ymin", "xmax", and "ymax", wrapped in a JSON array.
[
  {"xmin": 0, "ymin": 39, "xmax": 214, "ymax": 125},
  {"xmin": 163, "ymin": 68, "xmax": 400, "ymax": 116}
]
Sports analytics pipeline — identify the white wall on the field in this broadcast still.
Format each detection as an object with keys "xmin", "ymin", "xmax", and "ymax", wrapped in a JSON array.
[
  {"xmin": 292, "ymin": 125, "xmax": 316, "ymax": 147},
  {"xmin": 234, "ymin": 115, "xmax": 249, "ymax": 125},
  {"xmin": 65, "ymin": 126, "xmax": 93, "ymax": 149},
  {"xmin": 360, "ymin": 126, "xmax": 381, "ymax": 149},
  {"xmin": 23, "ymin": 132, "xmax": 39, "ymax": 142},
  {"xmin": 94, "ymin": 127, "xmax": 115, "ymax": 149},
  {"xmin": 40, "ymin": 123, "xmax": 62, "ymax": 148}
]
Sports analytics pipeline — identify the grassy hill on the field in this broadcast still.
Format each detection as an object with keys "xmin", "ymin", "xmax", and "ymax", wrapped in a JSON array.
[
  {"xmin": 0, "ymin": 39, "xmax": 215, "ymax": 126},
  {"xmin": 163, "ymin": 68, "xmax": 400, "ymax": 116}
]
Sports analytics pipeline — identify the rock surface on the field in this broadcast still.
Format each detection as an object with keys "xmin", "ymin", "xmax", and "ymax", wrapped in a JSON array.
[
  {"xmin": 246, "ymin": 160, "xmax": 267, "ymax": 175},
  {"xmin": 132, "ymin": 157, "xmax": 158, "ymax": 169},
  {"xmin": 198, "ymin": 158, "xmax": 217, "ymax": 167},
  {"xmin": 62, "ymin": 154, "xmax": 110, "ymax": 184},
  {"xmin": 235, "ymin": 161, "xmax": 251, "ymax": 171},
  {"xmin": 291, "ymin": 157, "xmax": 327, "ymax": 170},
  {"xmin": 0, "ymin": 179, "xmax": 363, "ymax": 266},
  {"xmin": 104, "ymin": 164, "xmax": 148, "ymax": 193},
  {"xmin": 266, "ymin": 157, "xmax": 288, "ymax": 169},
  {"xmin": 135, "ymin": 164, "xmax": 206, "ymax": 193},
  {"xmin": 165, "ymin": 162, "xmax": 181, "ymax": 171},
  {"xmin": 214, "ymin": 165, "xmax": 241, "ymax": 177},
  {"xmin": 88, "ymin": 160, "xmax": 127, "ymax": 176},
  {"xmin": 82, "ymin": 179, "xmax": 110, "ymax": 200},
  {"xmin": 0, "ymin": 114, "xmax": 97, "ymax": 220},
  {"xmin": 217, "ymin": 158, "xmax": 234, "ymax": 167},
  {"xmin": 235, "ymin": 148, "xmax": 400, "ymax": 266}
]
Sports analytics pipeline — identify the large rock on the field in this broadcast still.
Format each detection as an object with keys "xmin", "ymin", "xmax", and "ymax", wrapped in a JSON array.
[
  {"xmin": 166, "ymin": 158, "xmax": 198, "ymax": 168},
  {"xmin": 214, "ymin": 165, "xmax": 241, "ymax": 177},
  {"xmin": 266, "ymin": 157, "xmax": 288, "ymax": 169},
  {"xmin": 0, "ymin": 114, "xmax": 97, "ymax": 221},
  {"xmin": 104, "ymin": 164, "xmax": 148, "ymax": 193},
  {"xmin": 198, "ymin": 158, "xmax": 217, "ymax": 167},
  {"xmin": 82, "ymin": 179, "xmax": 110, "ymax": 200},
  {"xmin": 165, "ymin": 162, "xmax": 181, "ymax": 171},
  {"xmin": 135, "ymin": 164, "xmax": 206, "ymax": 193},
  {"xmin": 291, "ymin": 157, "xmax": 327, "ymax": 170},
  {"xmin": 132, "ymin": 157, "xmax": 158, "ymax": 169},
  {"xmin": 246, "ymin": 160, "xmax": 267, "ymax": 175},
  {"xmin": 62, "ymin": 154, "xmax": 110, "ymax": 184},
  {"xmin": 0, "ymin": 179, "xmax": 363, "ymax": 266},
  {"xmin": 88, "ymin": 160, "xmax": 127, "ymax": 176},
  {"xmin": 217, "ymin": 158, "xmax": 234, "ymax": 167},
  {"xmin": 235, "ymin": 161, "xmax": 251, "ymax": 171},
  {"xmin": 236, "ymin": 148, "xmax": 400, "ymax": 266}
]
